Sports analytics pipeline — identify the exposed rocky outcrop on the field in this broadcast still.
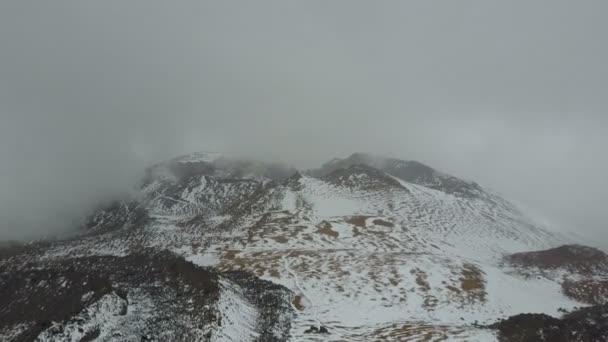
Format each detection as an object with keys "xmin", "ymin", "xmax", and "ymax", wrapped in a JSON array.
[
  {"xmin": 506, "ymin": 245, "xmax": 608, "ymax": 274},
  {"xmin": 313, "ymin": 152, "xmax": 483, "ymax": 198},
  {"xmin": 489, "ymin": 304, "xmax": 608, "ymax": 342},
  {"xmin": 562, "ymin": 279, "xmax": 608, "ymax": 305},
  {"xmin": 0, "ymin": 249, "xmax": 294, "ymax": 342},
  {"xmin": 504, "ymin": 245, "xmax": 608, "ymax": 308},
  {"xmin": 322, "ymin": 164, "xmax": 407, "ymax": 191}
]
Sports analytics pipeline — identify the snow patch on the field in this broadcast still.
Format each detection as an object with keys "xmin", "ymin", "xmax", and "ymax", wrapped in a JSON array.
[
  {"xmin": 281, "ymin": 190, "xmax": 298, "ymax": 212},
  {"xmin": 186, "ymin": 253, "xmax": 220, "ymax": 267},
  {"xmin": 211, "ymin": 279, "xmax": 260, "ymax": 342}
]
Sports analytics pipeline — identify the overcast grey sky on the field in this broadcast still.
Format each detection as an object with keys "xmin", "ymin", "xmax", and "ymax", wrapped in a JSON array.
[{"xmin": 1, "ymin": 1, "xmax": 607, "ymax": 243}]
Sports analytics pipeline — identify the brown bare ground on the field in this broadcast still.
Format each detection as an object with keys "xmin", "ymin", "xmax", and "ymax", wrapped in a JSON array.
[
  {"xmin": 562, "ymin": 279, "xmax": 608, "ymax": 305},
  {"xmin": 346, "ymin": 216, "xmax": 370, "ymax": 228},
  {"xmin": 412, "ymin": 268, "xmax": 431, "ymax": 292},
  {"xmin": 506, "ymin": 245, "xmax": 608, "ymax": 275},
  {"xmin": 316, "ymin": 221, "xmax": 339, "ymax": 238},
  {"xmin": 218, "ymin": 250, "xmax": 283, "ymax": 278},
  {"xmin": 410, "ymin": 268, "xmax": 438, "ymax": 310},
  {"xmin": 459, "ymin": 263, "xmax": 487, "ymax": 303},
  {"xmin": 271, "ymin": 235, "xmax": 288, "ymax": 243},
  {"xmin": 219, "ymin": 249, "xmax": 328, "ymax": 280},
  {"xmin": 373, "ymin": 219, "xmax": 394, "ymax": 228},
  {"xmin": 292, "ymin": 295, "xmax": 305, "ymax": 311},
  {"xmin": 224, "ymin": 249, "xmax": 239, "ymax": 260}
]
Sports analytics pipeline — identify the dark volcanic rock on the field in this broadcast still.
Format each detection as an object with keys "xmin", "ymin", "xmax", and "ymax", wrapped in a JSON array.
[
  {"xmin": 505, "ymin": 245, "xmax": 608, "ymax": 305},
  {"xmin": 506, "ymin": 244, "xmax": 608, "ymax": 274},
  {"xmin": 489, "ymin": 304, "xmax": 608, "ymax": 342},
  {"xmin": 304, "ymin": 325, "xmax": 319, "ymax": 334},
  {"xmin": 323, "ymin": 164, "xmax": 407, "ymax": 191},
  {"xmin": 0, "ymin": 250, "xmax": 294, "ymax": 342},
  {"xmin": 84, "ymin": 200, "xmax": 150, "ymax": 234},
  {"xmin": 0, "ymin": 251, "xmax": 220, "ymax": 341},
  {"xmin": 313, "ymin": 153, "xmax": 482, "ymax": 198},
  {"xmin": 382, "ymin": 159, "xmax": 483, "ymax": 198},
  {"xmin": 562, "ymin": 279, "xmax": 608, "ymax": 305},
  {"xmin": 303, "ymin": 325, "xmax": 330, "ymax": 335}
]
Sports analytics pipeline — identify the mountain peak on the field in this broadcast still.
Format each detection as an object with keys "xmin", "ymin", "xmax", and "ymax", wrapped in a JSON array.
[
  {"xmin": 322, "ymin": 163, "xmax": 407, "ymax": 191},
  {"xmin": 315, "ymin": 153, "xmax": 482, "ymax": 198}
]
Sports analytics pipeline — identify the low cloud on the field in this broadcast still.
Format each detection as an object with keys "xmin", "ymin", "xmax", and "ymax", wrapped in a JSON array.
[{"xmin": 0, "ymin": 1, "xmax": 607, "ymax": 245}]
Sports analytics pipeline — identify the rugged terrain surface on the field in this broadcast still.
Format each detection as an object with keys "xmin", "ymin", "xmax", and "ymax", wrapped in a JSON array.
[
  {"xmin": 490, "ymin": 304, "xmax": 608, "ymax": 342},
  {"xmin": 2, "ymin": 151, "xmax": 607, "ymax": 341},
  {"xmin": 0, "ymin": 248, "xmax": 294, "ymax": 342}
]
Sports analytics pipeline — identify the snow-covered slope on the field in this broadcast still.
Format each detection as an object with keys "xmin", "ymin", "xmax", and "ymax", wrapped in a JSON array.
[{"xmin": 2, "ymin": 152, "xmax": 597, "ymax": 341}]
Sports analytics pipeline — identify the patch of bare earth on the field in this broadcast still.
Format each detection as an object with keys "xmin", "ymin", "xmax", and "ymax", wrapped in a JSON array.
[
  {"xmin": 316, "ymin": 221, "xmax": 339, "ymax": 238},
  {"xmin": 372, "ymin": 219, "xmax": 394, "ymax": 228},
  {"xmin": 459, "ymin": 263, "xmax": 487, "ymax": 304},
  {"xmin": 219, "ymin": 249, "xmax": 325, "ymax": 280},
  {"xmin": 489, "ymin": 304, "xmax": 608, "ymax": 342},
  {"xmin": 411, "ymin": 268, "xmax": 438, "ymax": 309},
  {"xmin": 292, "ymin": 295, "xmax": 305, "ymax": 311},
  {"xmin": 506, "ymin": 245, "xmax": 608, "ymax": 307},
  {"xmin": 346, "ymin": 215, "xmax": 372, "ymax": 237},
  {"xmin": 413, "ymin": 268, "xmax": 431, "ymax": 292},
  {"xmin": 506, "ymin": 245, "xmax": 608, "ymax": 275},
  {"xmin": 271, "ymin": 235, "xmax": 289, "ymax": 243},
  {"xmin": 562, "ymin": 279, "xmax": 608, "ymax": 305},
  {"xmin": 346, "ymin": 216, "xmax": 370, "ymax": 228},
  {"xmin": 218, "ymin": 250, "xmax": 283, "ymax": 278}
]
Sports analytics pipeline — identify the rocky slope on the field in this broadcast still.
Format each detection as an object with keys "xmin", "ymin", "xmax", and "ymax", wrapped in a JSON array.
[
  {"xmin": 2, "ymin": 151, "xmax": 607, "ymax": 341},
  {"xmin": 0, "ymin": 248, "xmax": 294, "ymax": 342}
]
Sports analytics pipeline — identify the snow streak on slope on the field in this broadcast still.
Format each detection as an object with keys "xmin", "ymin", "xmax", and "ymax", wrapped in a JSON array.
[{"xmin": 212, "ymin": 280, "xmax": 260, "ymax": 342}]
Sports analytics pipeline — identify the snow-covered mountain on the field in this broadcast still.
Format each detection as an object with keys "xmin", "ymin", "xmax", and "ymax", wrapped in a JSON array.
[{"xmin": 1, "ymin": 152, "xmax": 606, "ymax": 341}]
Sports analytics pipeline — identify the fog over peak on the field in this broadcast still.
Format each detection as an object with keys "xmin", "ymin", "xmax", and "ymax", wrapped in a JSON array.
[{"xmin": 1, "ymin": 1, "xmax": 607, "ymax": 245}]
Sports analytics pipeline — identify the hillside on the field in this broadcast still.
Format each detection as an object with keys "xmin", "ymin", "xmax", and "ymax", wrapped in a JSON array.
[{"xmin": 1, "ymin": 152, "xmax": 606, "ymax": 341}]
